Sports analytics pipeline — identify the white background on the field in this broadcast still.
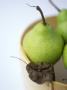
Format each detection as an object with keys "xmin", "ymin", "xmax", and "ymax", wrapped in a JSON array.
[{"xmin": 0, "ymin": 0, "xmax": 67, "ymax": 90}]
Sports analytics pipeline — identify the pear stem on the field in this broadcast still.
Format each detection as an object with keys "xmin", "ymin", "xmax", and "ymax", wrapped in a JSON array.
[
  {"xmin": 36, "ymin": 6, "xmax": 46, "ymax": 25},
  {"xmin": 49, "ymin": 0, "xmax": 61, "ymax": 12},
  {"xmin": 26, "ymin": 4, "xmax": 46, "ymax": 25}
]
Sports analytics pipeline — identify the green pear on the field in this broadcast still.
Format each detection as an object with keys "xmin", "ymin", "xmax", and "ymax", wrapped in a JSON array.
[
  {"xmin": 49, "ymin": 0, "xmax": 67, "ymax": 43},
  {"xmin": 57, "ymin": 9, "xmax": 67, "ymax": 24},
  {"xmin": 63, "ymin": 44, "xmax": 67, "ymax": 69},
  {"xmin": 56, "ymin": 21, "xmax": 67, "ymax": 43},
  {"xmin": 22, "ymin": 6, "xmax": 64, "ymax": 64},
  {"xmin": 49, "ymin": 0, "xmax": 67, "ymax": 24},
  {"xmin": 22, "ymin": 22, "xmax": 64, "ymax": 64}
]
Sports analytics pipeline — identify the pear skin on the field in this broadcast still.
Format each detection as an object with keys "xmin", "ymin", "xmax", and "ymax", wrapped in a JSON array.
[
  {"xmin": 63, "ymin": 44, "xmax": 67, "ymax": 69},
  {"xmin": 56, "ymin": 21, "xmax": 67, "ymax": 43},
  {"xmin": 22, "ymin": 22, "xmax": 64, "ymax": 64}
]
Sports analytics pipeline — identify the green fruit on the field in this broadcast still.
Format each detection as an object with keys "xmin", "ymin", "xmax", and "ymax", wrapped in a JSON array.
[
  {"xmin": 22, "ymin": 5, "xmax": 64, "ymax": 64},
  {"xmin": 57, "ymin": 9, "xmax": 67, "ymax": 24},
  {"xmin": 49, "ymin": 0, "xmax": 67, "ymax": 23},
  {"xmin": 63, "ymin": 44, "xmax": 67, "ymax": 69},
  {"xmin": 49, "ymin": 0, "xmax": 67, "ymax": 43},
  {"xmin": 22, "ymin": 22, "xmax": 64, "ymax": 64},
  {"xmin": 56, "ymin": 21, "xmax": 67, "ymax": 43}
]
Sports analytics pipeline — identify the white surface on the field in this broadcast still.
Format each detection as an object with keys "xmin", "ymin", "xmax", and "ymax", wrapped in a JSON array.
[{"xmin": 0, "ymin": 0, "xmax": 67, "ymax": 90}]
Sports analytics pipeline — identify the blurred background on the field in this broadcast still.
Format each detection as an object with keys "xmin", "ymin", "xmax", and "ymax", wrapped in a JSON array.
[{"xmin": 0, "ymin": 0, "xmax": 67, "ymax": 90}]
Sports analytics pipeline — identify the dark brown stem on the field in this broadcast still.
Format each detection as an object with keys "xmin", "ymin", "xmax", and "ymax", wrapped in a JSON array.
[
  {"xmin": 49, "ymin": 0, "xmax": 61, "ymax": 12},
  {"xmin": 36, "ymin": 6, "xmax": 46, "ymax": 25},
  {"xmin": 26, "ymin": 4, "xmax": 46, "ymax": 25}
]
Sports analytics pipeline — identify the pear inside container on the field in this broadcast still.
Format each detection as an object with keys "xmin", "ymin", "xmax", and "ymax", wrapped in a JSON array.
[{"xmin": 20, "ymin": 16, "xmax": 67, "ymax": 90}]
